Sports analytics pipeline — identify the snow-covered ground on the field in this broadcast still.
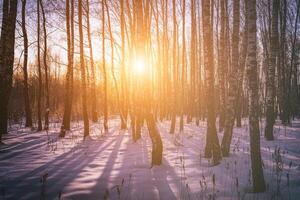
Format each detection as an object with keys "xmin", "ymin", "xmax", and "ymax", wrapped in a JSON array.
[{"xmin": 0, "ymin": 118, "xmax": 300, "ymax": 200}]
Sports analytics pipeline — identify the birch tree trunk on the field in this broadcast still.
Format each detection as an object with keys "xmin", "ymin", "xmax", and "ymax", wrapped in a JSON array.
[
  {"xmin": 136, "ymin": 0, "xmax": 163, "ymax": 166},
  {"xmin": 36, "ymin": 0, "xmax": 43, "ymax": 131},
  {"xmin": 188, "ymin": 0, "xmax": 196, "ymax": 123},
  {"xmin": 265, "ymin": 0, "xmax": 279, "ymax": 140},
  {"xmin": 102, "ymin": 0, "xmax": 108, "ymax": 132},
  {"xmin": 246, "ymin": 0, "xmax": 266, "ymax": 192},
  {"xmin": 61, "ymin": 0, "xmax": 74, "ymax": 136},
  {"xmin": 287, "ymin": 0, "xmax": 300, "ymax": 123},
  {"xmin": 202, "ymin": 0, "xmax": 222, "ymax": 165},
  {"xmin": 218, "ymin": 0, "xmax": 227, "ymax": 132},
  {"xmin": 170, "ymin": 0, "xmax": 177, "ymax": 134},
  {"xmin": 86, "ymin": 0, "xmax": 98, "ymax": 123},
  {"xmin": 40, "ymin": 0, "xmax": 50, "ymax": 130},
  {"xmin": 179, "ymin": 0, "xmax": 186, "ymax": 133},
  {"xmin": 279, "ymin": 0, "xmax": 288, "ymax": 124},
  {"xmin": 105, "ymin": 0, "xmax": 126, "ymax": 130},
  {"xmin": 221, "ymin": 0, "xmax": 240, "ymax": 156},
  {"xmin": 120, "ymin": 0, "xmax": 128, "ymax": 129},
  {"xmin": 78, "ymin": 0, "xmax": 90, "ymax": 137},
  {"xmin": 236, "ymin": 1, "xmax": 249, "ymax": 128},
  {"xmin": 197, "ymin": 0, "xmax": 203, "ymax": 122}
]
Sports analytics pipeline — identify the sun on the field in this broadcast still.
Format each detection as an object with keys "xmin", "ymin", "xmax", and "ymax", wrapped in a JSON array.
[{"xmin": 133, "ymin": 57, "xmax": 146, "ymax": 74}]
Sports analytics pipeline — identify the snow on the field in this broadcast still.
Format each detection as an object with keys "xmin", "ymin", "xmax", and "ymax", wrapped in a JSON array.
[{"xmin": 0, "ymin": 118, "xmax": 300, "ymax": 200}]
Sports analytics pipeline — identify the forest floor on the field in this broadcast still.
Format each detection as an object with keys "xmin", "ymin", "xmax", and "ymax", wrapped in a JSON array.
[{"xmin": 0, "ymin": 118, "xmax": 300, "ymax": 200}]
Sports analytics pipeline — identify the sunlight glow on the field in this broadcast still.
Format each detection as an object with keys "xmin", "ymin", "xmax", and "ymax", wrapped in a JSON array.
[{"xmin": 133, "ymin": 57, "xmax": 146, "ymax": 74}]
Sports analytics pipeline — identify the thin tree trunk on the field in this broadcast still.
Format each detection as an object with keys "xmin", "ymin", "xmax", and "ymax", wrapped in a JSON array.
[
  {"xmin": 21, "ymin": 0, "xmax": 33, "ymax": 128},
  {"xmin": 188, "ymin": 0, "xmax": 196, "ymax": 123},
  {"xmin": 161, "ymin": 0, "xmax": 166, "ymax": 120},
  {"xmin": 126, "ymin": 0, "xmax": 138, "ymax": 141},
  {"xmin": 37, "ymin": 0, "xmax": 43, "ymax": 131},
  {"xmin": 61, "ymin": 0, "xmax": 74, "ymax": 136},
  {"xmin": 102, "ymin": 0, "xmax": 108, "ymax": 132},
  {"xmin": 120, "ymin": 0, "xmax": 127, "ymax": 129},
  {"xmin": 78, "ymin": 0, "xmax": 90, "ymax": 137},
  {"xmin": 236, "ymin": 3, "xmax": 249, "ymax": 128},
  {"xmin": 170, "ymin": 0, "xmax": 177, "ymax": 134},
  {"xmin": 40, "ymin": 0, "xmax": 50, "ymax": 130},
  {"xmin": 86, "ymin": 0, "xmax": 98, "ymax": 122},
  {"xmin": 280, "ymin": 0, "xmax": 288, "ymax": 124},
  {"xmin": 105, "ymin": 0, "xmax": 126, "ymax": 128},
  {"xmin": 179, "ymin": 0, "xmax": 186, "ymax": 133},
  {"xmin": 218, "ymin": 0, "xmax": 227, "ymax": 131},
  {"xmin": 197, "ymin": 0, "xmax": 203, "ymax": 122}
]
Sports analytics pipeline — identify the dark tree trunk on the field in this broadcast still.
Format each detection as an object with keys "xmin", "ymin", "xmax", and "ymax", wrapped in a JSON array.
[
  {"xmin": 61, "ymin": 0, "xmax": 74, "ymax": 136},
  {"xmin": 78, "ymin": 0, "xmax": 90, "ymax": 137},
  {"xmin": 37, "ymin": 0, "xmax": 43, "ymax": 131},
  {"xmin": 21, "ymin": 0, "xmax": 33, "ymax": 128},
  {"xmin": 0, "ymin": 0, "xmax": 18, "ymax": 142},
  {"xmin": 40, "ymin": 0, "xmax": 50, "ymax": 130},
  {"xmin": 279, "ymin": 0, "xmax": 288, "ymax": 124},
  {"xmin": 287, "ymin": 0, "xmax": 300, "ymax": 124}
]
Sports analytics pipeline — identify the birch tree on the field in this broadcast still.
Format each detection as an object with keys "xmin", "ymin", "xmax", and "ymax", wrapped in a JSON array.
[
  {"xmin": 86, "ymin": 0, "xmax": 98, "ymax": 122},
  {"xmin": 246, "ymin": 0, "xmax": 266, "ymax": 192},
  {"xmin": 40, "ymin": 0, "xmax": 50, "ymax": 130},
  {"xmin": 202, "ymin": 0, "xmax": 222, "ymax": 165},
  {"xmin": 78, "ymin": 0, "xmax": 90, "ymax": 137},
  {"xmin": 221, "ymin": 0, "xmax": 240, "ymax": 156},
  {"xmin": 37, "ymin": 0, "xmax": 43, "ymax": 131},
  {"xmin": 61, "ymin": 0, "xmax": 75, "ymax": 136},
  {"xmin": 265, "ymin": 0, "xmax": 279, "ymax": 140},
  {"xmin": 102, "ymin": 0, "xmax": 108, "ymax": 132}
]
